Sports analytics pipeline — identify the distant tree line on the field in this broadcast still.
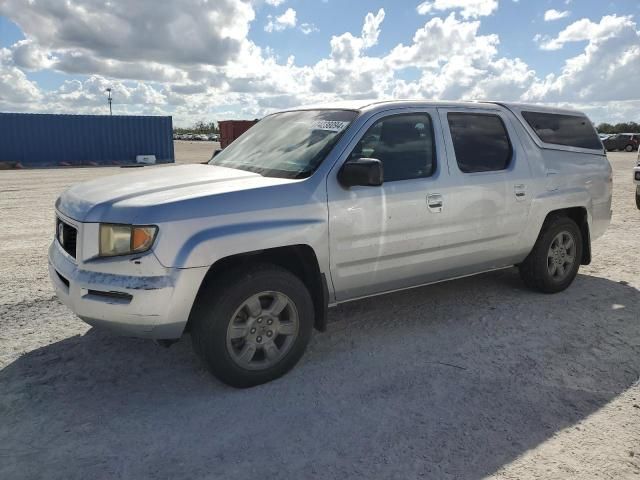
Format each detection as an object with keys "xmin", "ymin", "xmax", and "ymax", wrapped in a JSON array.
[
  {"xmin": 596, "ymin": 122, "xmax": 640, "ymax": 134},
  {"xmin": 173, "ymin": 121, "xmax": 219, "ymax": 134}
]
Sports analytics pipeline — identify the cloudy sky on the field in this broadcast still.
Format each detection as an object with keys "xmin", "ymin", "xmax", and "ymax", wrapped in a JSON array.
[{"xmin": 1, "ymin": 0, "xmax": 639, "ymax": 126}]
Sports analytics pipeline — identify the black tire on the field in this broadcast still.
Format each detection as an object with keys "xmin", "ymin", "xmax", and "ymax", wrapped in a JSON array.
[
  {"xmin": 636, "ymin": 190, "xmax": 640, "ymax": 210},
  {"xmin": 625, "ymin": 144, "xmax": 634, "ymax": 152},
  {"xmin": 190, "ymin": 264, "xmax": 314, "ymax": 388},
  {"xmin": 519, "ymin": 215, "xmax": 583, "ymax": 293}
]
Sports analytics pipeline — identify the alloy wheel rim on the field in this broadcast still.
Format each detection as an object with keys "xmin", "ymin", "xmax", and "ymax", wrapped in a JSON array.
[
  {"xmin": 547, "ymin": 231, "xmax": 576, "ymax": 280},
  {"xmin": 226, "ymin": 291, "xmax": 299, "ymax": 371}
]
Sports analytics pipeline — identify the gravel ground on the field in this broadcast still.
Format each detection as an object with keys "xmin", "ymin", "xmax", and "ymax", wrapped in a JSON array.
[{"xmin": 0, "ymin": 146, "xmax": 639, "ymax": 479}]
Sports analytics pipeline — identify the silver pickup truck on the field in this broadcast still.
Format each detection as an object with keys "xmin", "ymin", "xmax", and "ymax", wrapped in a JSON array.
[{"xmin": 49, "ymin": 100, "xmax": 612, "ymax": 387}]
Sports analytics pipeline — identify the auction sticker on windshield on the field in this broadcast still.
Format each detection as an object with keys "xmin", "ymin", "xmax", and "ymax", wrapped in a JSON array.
[{"xmin": 312, "ymin": 120, "xmax": 350, "ymax": 132}]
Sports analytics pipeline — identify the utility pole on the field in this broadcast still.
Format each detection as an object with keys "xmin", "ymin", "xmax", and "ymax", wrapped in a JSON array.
[{"xmin": 105, "ymin": 88, "xmax": 112, "ymax": 116}]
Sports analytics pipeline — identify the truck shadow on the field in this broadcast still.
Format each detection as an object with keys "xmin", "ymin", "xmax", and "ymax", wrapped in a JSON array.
[{"xmin": 1, "ymin": 269, "xmax": 639, "ymax": 479}]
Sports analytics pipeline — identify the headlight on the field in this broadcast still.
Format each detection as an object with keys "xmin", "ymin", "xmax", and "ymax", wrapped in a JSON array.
[{"xmin": 99, "ymin": 224, "xmax": 158, "ymax": 257}]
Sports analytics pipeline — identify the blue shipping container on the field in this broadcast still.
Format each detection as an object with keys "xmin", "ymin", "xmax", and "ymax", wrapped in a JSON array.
[{"xmin": 0, "ymin": 113, "xmax": 174, "ymax": 167}]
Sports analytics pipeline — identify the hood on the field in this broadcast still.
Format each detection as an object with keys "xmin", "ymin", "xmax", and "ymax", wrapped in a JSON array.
[{"xmin": 56, "ymin": 164, "xmax": 296, "ymax": 223}]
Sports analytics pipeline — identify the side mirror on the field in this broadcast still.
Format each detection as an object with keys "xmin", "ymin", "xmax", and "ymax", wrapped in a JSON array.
[{"xmin": 338, "ymin": 158, "xmax": 384, "ymax": 187}]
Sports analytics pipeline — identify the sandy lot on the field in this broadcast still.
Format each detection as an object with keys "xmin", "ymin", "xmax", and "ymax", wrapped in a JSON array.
[
  {"xmin": 174, "ymin": 140, "xmax": 220, "ymax": 164},
  {"xmin": 0, "ymin": 146, "xmax": 639, "ymax": 479}
]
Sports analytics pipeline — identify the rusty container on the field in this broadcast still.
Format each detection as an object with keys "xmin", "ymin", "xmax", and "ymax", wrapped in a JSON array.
[{"xmin": 218, "ymin": 120, "xmax": 258, "ymax": 148}]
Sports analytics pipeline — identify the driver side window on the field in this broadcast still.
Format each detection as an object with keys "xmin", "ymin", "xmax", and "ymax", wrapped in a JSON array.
[{"xmin": 350, "ymin": 113, "xmax": 436, "ymax": 182}]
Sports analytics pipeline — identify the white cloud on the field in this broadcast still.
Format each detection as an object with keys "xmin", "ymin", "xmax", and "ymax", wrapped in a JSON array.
[
  {"xmin": 54, "ymin": 76, "xmax": 167, "ymax": 110},
  {"xmin": 361, "ymin": 9, "xmax": 386, "ymax": 48},
  {"xmin": 538, "ymin": 14, "xmax": 634, "ymax": 50},
  {"xmin": 9, "ymin": 40, "xmax": 54, "ymax": 70},
  {"xmin": 526, "ymin": 15, "xmax": 640, "ymax": 103},
  {"xmin": 0, "ymin": 49, "xmax": 43, "ymax": 109},
  {"xmin": 300, "ymin": 23, "xmax": 319, "ymax": 35},
  {"xmin": 417, "ymin": 0, "xmax": 498, "ymax": 19},
  {"xmin": 544, "ymin": 9, "xmax": 570, "ymax": 21},
  {"xmin": 265, "ymin": 0, "xmax": 286, "ymax": 6},
  {"xmin": 0, "ymin": 0, "xmax": 255, "ymax": 69},
  {"xmin": 388, "ymin": 14, "xmax": 533, "ymax": 101},
  {"xmin": 327, "ymin": 9, "xmax": 385, "ymax": 63},
  {"xmin": 264, "ymin": 8, "xmax": 297, "ymax": 33},
  {"xmin": 0, "ymin": 1, "xmax": 638, "ymax": 126},
  {"xmin": 310, "ymin": 9, "xmax": 391, "ymax": 98},
  {"xmin": 0, "ymin": 51, "xmax": 168, "ymax": 115},
  {"xmin": 571, "ymin": 100, "xmax": 640, "ymax": 124},
  {"xmin": 386, "ymin": 13, "xmax": 498, "ymax": 69}
]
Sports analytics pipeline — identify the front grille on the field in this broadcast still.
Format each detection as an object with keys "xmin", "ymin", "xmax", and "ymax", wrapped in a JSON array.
[{"xmin": 56, "ymin": 218, "xmax": 78, "ymax": 259}]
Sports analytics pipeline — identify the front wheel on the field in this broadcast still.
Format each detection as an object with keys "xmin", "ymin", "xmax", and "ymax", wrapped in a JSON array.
[
  {"xmin": 625, "ymin": 144, "xmax": 634, "ymax": 152},
  {"xmin": 636, "ymin": 189, "xmax": 640, "ymax": 209},
  {"xmin": 519, "ymin": 216, "xmax": 583, "ymax": 293},
  {"xmin": 190, "ymin": 265, "xmax": 314, "ymax": 388}
]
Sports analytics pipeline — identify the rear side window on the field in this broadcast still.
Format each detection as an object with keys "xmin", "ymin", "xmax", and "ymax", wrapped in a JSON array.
[
  {"xmin": 447, "ymin": 113, "xmax": 512, "ymax": 173},
  {"xmin": 521, "ymin": 111, "xmax": 601, "ymax": 150}
]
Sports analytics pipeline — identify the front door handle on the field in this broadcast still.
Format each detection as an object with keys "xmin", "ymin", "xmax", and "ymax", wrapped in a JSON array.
[
  {"xmin": 427, "ymin": 193, "xmax": 443, "ymax": 213},
  {"xmin": 514, "ymin": 184, "xmax": 527, "ymax": 200}
]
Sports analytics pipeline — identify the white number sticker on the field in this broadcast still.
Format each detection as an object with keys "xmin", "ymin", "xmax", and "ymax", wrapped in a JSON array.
[{"xmin": 312, "ymin": 120, "xmax": 349, "ymax": 132}]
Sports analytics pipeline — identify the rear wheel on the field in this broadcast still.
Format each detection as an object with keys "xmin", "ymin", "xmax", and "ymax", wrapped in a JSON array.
[
  {"xmin": 519, "ymin": 216, "xmax": 583, "ymax": 293},
  {"xmin": 190, "ymin": 264, "xmax": 314, "ymax": 388},
  {"xmin": 625, "ymin": 144, "xmax": 634, "ymax": 152},
  {"xmin": 636, "ymin": 189, "xmax": 640, "ymax": 209}
]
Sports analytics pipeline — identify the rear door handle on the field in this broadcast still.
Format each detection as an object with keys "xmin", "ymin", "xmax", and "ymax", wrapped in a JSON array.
[
  {"xmin": 514, "ymin": 184, "xmax": 527, "ymax": 200},
  {"xmin": 427, "ymin": 193, "xmax": 443, "ymax": 213}
]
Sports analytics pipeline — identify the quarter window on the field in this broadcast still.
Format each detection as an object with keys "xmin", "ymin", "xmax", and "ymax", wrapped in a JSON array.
[
  {"xmin": 521, "ymin": 111, "xmax": 602, "ymax": 150},
  {"xmin": 447, "ymin": 113, "xmax": 512, "ymax": 173},
  {"xmin": 350, "ymin": 113, "xmax": 436, "ymax": 182}
]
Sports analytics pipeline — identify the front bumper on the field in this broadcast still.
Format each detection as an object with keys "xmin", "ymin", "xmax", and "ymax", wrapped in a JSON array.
[{"xmin": 48, "ymin": 239, "xmax": 208, "ymax": 339}]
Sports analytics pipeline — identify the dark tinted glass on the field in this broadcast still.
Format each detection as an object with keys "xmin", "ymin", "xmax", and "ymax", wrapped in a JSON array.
[
  {"xmin": 521, "ymin": 111, "xmax": 601, "ymax": 150},
  {"xmin": 350, "ymin": 113, "xmax": 436, "ymax": 182},
  {"xmin": 447, "ymin": 113, "xmax": 511, "ymax": 173},
  {"xmin": 211, "ymin": 109, "xmax": 358, "ymax": 178}
]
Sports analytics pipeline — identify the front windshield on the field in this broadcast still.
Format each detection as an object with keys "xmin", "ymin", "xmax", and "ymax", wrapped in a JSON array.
[{"xmin": 209, "ymin": 109, "xmax": 358, "ymax": 178}]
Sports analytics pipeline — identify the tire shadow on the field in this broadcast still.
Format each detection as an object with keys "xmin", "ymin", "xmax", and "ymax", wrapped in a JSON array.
[{"xmin": 1, "ymin": 269, "xmax": 639, "ymax": 479}]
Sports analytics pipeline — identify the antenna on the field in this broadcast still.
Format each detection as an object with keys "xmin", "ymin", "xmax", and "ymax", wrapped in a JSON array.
[{"xmin": 105, "ymin": 88, "xmax": 113, "ymax": 116}]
